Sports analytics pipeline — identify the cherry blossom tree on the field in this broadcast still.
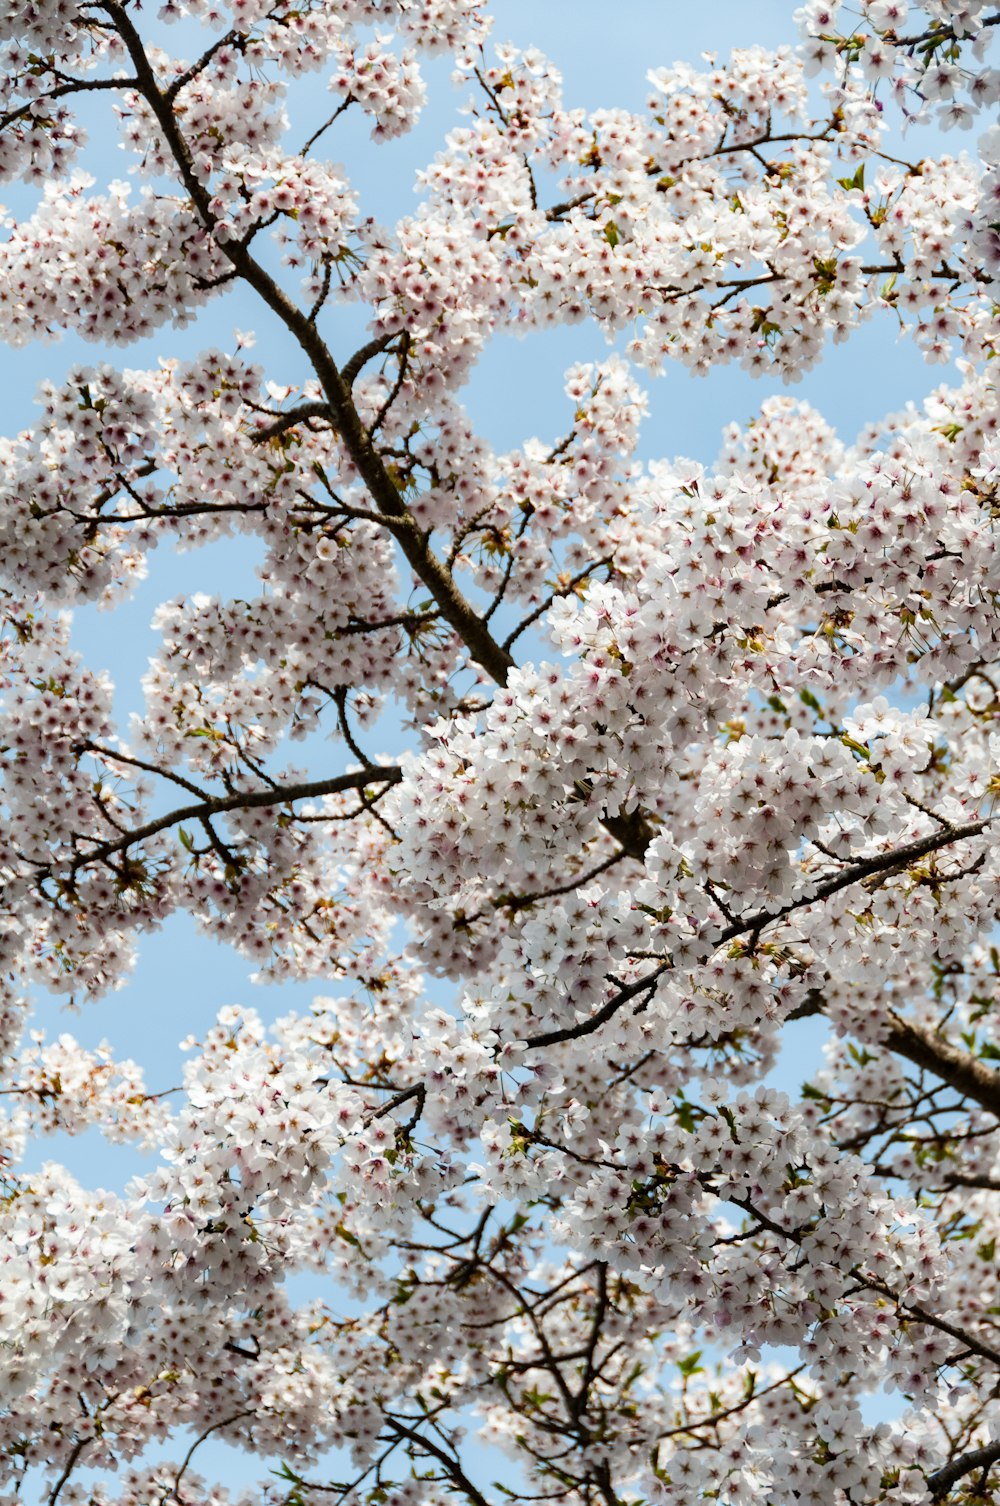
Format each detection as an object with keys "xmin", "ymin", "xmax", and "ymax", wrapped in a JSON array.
[{"xmin": 1, "ymin": 0, "xmax": 1000, "ymax": 1501}]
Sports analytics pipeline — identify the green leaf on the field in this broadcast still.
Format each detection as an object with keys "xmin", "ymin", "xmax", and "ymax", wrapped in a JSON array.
[
  {"xmin": 842, "ymin": 734, "xmax": 870, "ymax": 759},
  {"xmin": 270, "ymin": 1462, "xmax": 304, "ymax": 1485},
  {"xmin": 836, "ymin": 163, "xmax": 865, "ymax": 192},
  {"xmin": 603, "ymin": 221, "xmax": 620, "ymax": 249}
]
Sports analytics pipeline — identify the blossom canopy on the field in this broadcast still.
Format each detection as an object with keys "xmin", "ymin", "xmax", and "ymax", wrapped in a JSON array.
[{"xmin": 1, "ymin": 0, "xmax": 1000, "ymax": 1503}]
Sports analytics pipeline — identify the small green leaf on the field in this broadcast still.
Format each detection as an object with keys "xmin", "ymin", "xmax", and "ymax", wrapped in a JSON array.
[{"xmin": 836, "ymin": 163, "xmax": 865, "ymax": 192}]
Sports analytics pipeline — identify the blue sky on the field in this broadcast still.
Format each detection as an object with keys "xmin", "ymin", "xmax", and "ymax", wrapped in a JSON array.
[{"xmin": 3, "ymin": 0, "xmax": 979, "ymax": 1494}]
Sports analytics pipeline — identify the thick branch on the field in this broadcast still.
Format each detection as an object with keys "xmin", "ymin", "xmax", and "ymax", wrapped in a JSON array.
[
  {"xmin": 341, "ymin": 331, "xmax": 401, "ymax": 386},
  {"xmin": 885, "ymin": 1013, "xmax": 1000, "ymax": 1120},
  {"xmin": 792, "ymin": 983, "xmax": 1000, "ymax": 1121},
  {"xmin": 102, "ymin": 0, "xmax": 514, "ymax": 689},
  {"xmin": 928, "ymin": 1438, "xmax": 1000, "ymax": 1499},
  {"xmin": 250, "ymin": 401, "xmax": 332, "ymax": 445}
]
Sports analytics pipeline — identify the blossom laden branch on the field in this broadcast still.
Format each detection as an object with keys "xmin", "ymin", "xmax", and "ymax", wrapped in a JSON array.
[
  {"xmin": 523, "ymin": 818, "xmax": 991, "ymax": 1050},
  {"xmin": 34, "ymin": 767, "xmax": 403, "ymax": 884},
  {"xmin": 101, "ymin": 0, "xmax": 518, "ymax": 689}
]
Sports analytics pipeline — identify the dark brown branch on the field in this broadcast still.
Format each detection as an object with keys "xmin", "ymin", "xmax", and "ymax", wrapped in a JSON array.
[
  {"xmin": 939, "ymin": 1172, "xmax": 1000, "ymax": 1192},
  {"xmin": 885, "ymin": 1013, "xmax": 1000, "ymax": 1120},
  {"xmin": 102, "ymin": 0, "xmax": 516, "ymax": 690},
  {"xmin": 367, "ymin": 1082, "xmax": 426, "ymax": 1136},
  {"xmin": 301, "ymin": 93, "xmax": 355, "ymax": 156},
  {"xmin": 928, "ymin": 1438, "xmax": 1000, "ymax": 1499},
  {"xmin": 83, "ymin": 457, "xmax": 159, "ymax": 516},
  {"xmin": 790, "ymin": 982, "xmax": 1000, "ymax": 1121},
  {"xmin": 896, "ymin": 13, "xmax": 1000, "ymax": 48},
  {"xmin": 730, "ymin": 1187, "xmax": 1000, "ymax": 1372},
  {"xmin": 250, "ymin": 401, "xmax": 332, "ymax": 445},
  {"xmin": 308, "ymin": 254, "xmax": 335, "ymax": 325},
  {"xmin": 523, "ymin": 818, "xmax": 990, "ymax": 1050},
  {"xmin": 341, "ymin": 331, "xmax": 400, "ymax": 387},
  {"xmin": 335, "ymin": 609, "xmax": 441, "ymax": 637},
  {"xmin": 857, "ymin": 1272, "xmax": 1000, "ymax": 1370},
  {"xmin": 542, "ymin": 127, "xmax": 840, "ymax": 223},
  {"xmin": 77, "ymin": 741, "xmax": 211, "ymax": 802},
  {"xmin": 48, "ymin": 767, "xmax": 402, "ymax": 880},
  {"xmin": 383, "ymin": 1419, "xmax": 492, "ymax": 1506},
  {"xmin": 501, "ymin": 556, "xmax": 614, "ymax": 653},
  {"xmin": 653, "ymin": 1366, "xmax": 807, "ymax": 1447},
  {"xmin": 484, "ymin": 850, "xmax": 630, "ymax": 921},
  {"xmin": 172, "ymin": 1410, "xmax": 255, "ymax": 1502},
  {"xmin": 47, "ymin": 1439, "xmax": 90, "ymax": 1506},
  {"xmin": 368, "ymin": 331, "xmax": 412, "ymax": 438},
  {"xmin": 165, "ymin": 28, "xmax": 245, "ymax": 102},
  {"xmin": 0, "ymin": 74, "xmax": 137, "ymax": 134}
]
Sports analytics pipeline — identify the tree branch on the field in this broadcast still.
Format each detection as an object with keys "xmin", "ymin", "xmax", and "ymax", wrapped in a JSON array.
[
  {"xmin": 102, "ymin": 0, "xmax": 516, "ymax": 689},
  {"xmin": 250, "ymin": 401, "xmax": 332, "ymax": 445},
  {"xmin": 791, "ymin": 982, "xmax": 1000, "ymax": 1121},
  {"xmin": 47, "ymin": 1439, "xmax": 89, "ymax": 1506},
  {"xmin": 45, "ymin": 767, "xmax": 402, "ymax": 880},
  {"xmin": 0, "ymin": 74, "xmax": 137, "ymax": 134},
  {"xmin": 522, "ymin": 819, "xmax": 990, "ymax": 1050},
  {"xmin": 928, "ymin": 1438, "xmax": 1000, "ymax": 1499},
  {"xmin": 341, "ymin": 331, "xmax": 401, "ymax": 387},
  {"xmin": 885, "ymin": 1013, "xmax": 1000, "ymax": 1119},
  {"xmin": 383, "ymin": 1419, "xmax": 492, "ymax": 1506},
  {"xmin": 172, "ymin": 1410, "xmax": 255, "ymax": 1502}
]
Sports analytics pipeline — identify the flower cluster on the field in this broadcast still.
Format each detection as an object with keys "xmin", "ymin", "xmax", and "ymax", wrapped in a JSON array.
[{"xmin": 797, "ymin": 0, "xmax": 1000, "ymax": 133}]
